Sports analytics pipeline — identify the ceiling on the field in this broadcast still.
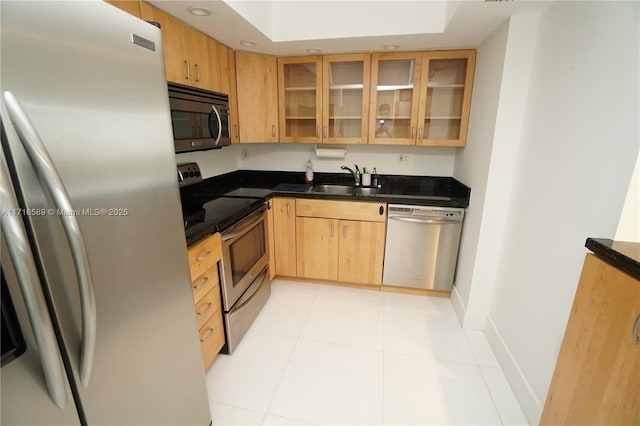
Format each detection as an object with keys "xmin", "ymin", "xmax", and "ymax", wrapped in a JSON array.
[{"xmin": 147, "ymin": 0, "xmax": 552, "ymax": 56}]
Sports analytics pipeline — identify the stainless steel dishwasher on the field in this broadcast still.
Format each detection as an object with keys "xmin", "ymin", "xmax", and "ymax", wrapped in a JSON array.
[{"xmin": 382, "ymin": 204, "xmax": 465, "ymax": 291}]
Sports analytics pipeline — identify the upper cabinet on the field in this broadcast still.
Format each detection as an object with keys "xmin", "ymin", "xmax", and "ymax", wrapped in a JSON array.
[
  {"xmin": 369, "ymin": 52, "xmax": 423, "ymax": 145},
  {"xmin": 417, "ymin": 50, "xmax": 476, "ymax": 146},
  {"xmin": 278, "ymin": 56, "xmax": 323, "ymax": 143},
  {"xmin": 105, "ymin": 0, "xmax": 141, "ymax": 17},
  {"xmin": 323, "ymin": 54, "xmax": 371, "ymax": 144},
  {"xmin": 236, "ymin": 52, "xmax": 279, "ymax": 143},
  {"xmin": 368, "ymin": 50, "xmax": 475, "ymax": 146}
]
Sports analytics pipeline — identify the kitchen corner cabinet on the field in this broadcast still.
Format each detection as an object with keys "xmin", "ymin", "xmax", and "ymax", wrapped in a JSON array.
[
  {"xmin": 540, "ymin": 253, "xmax": 640, "ymax": 425},
  {"xmin": 278, "ymin": 56, "xmax": 323, "ymax": 143},
  {"xmin": 104, "ymin": 0, "xmax": 141, "ymax": 17},
  {"xmin": 369, "ymin": 50, "xmax": 475, "ymax": 146},
  {"xmin": 295, "ymin": 199, "xmax": 386, "ymax": 285},
  {"xmin": 236, "ymin": 52, "xmax": 279, "ymax": 142},
  {"xmin": 272, "ymin": 198, "xmax": 297, "ymax": 276},
  {"xmin": 186, "ymin": 233, "xmax": 225, "ymax": 370}
]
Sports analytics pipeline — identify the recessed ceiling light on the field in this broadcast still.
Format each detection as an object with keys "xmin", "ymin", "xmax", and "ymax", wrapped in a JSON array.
[
  {"xmin": 187, "ymin": 6, "xmax": 212, "ymax": 16},
  {"xmin": 306, "ymin": 48, "xmax": 322, "ymax": 54},
  {"xmin": 384, "ymin": 44, "xmax": 400, "ymax": 50},
  {"xmin": 240, "ymin": 40, "xmax": 257, "ymax": 47}
]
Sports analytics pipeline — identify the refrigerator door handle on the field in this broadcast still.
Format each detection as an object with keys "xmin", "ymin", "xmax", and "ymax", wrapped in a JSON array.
[
  {"xmin": 3, "ymin": 91, "xmax": 96, "ymax": 387},
  {"xmin": 0, "ymin": 152, "xmax": 68, "ymax": 409}
]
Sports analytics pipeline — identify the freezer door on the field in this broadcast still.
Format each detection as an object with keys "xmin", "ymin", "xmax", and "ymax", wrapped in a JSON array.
[
  {"xmin": 1, "ymin": 2, "xmax": 210, "ymax": 424},
  {"xmin": 1, "ymin": 240, "xmax": 80, "ymax": 425}
]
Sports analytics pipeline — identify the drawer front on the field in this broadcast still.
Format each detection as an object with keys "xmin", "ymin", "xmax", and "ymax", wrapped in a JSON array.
[
  {"xmin": 296, "ymin": 199, "xmax": 387, "ymax": 222},
  {"xmin": 195, "ymin": 288, "xmax": 220, "ymax": 330},
  {"xmin": 191, "ymin": 264, "xmax": 219, "ymax": 304},
  {"xmin": 199, "ymin": 309, "xmax": 225, "ymax": 370},
  {"xmin": 188, "ymin": 233, "xmax": 222, "ymax": 281}
]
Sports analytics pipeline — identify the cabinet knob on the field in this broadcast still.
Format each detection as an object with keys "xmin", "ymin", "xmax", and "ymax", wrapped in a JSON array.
[{"xmin": 379, "ymin": 205, "xmax": 384, "ymax": 215}]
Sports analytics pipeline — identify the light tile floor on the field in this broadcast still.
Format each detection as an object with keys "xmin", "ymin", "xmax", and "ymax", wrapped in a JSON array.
[{"xmin": 205, "ymin": 279, "xmax": 529, "ymax": 426}]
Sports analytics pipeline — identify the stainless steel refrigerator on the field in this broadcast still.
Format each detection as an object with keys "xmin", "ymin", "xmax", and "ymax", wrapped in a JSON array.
[{"xmin": 0, "ymin": 1, "xmax": 211, "ymax": 424}]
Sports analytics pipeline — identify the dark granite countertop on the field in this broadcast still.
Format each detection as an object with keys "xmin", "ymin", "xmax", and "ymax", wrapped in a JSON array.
[
  {"xmin": 180, "ymin": 170, "xmax": 471, "ymax": 208},
  {"xmin": 586, "ymin": 238, "xmax": 640, "ymax": 280}
]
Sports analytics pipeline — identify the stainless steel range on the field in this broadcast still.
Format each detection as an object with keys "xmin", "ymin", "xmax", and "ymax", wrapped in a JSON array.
[{"xmin": 178, "ymin": 163, "xmax": 271, "ymax": 353}]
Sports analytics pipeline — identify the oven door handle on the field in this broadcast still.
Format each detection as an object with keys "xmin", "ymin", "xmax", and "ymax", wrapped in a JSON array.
[
  {"xmin": 222, "ymin": 206, "xmax": 266, "ymax": 242},
  {"xmin": 231, "ymin": 269, "xmax": 269, "ymax": 313}
]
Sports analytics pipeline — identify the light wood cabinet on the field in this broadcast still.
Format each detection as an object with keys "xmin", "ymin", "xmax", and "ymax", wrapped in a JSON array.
[
  {"xmin": 369, "ymin": 52, "xmax": 423, "ymax": 145},
  {"xmin": 417, "ymin": 50, "xmax": 476, "ymax": 146},
  {"xmin": 140, "ymin": 3, "xmax": 217, "ymax": 92},
  {"xmin": 322, "ymin": 54, "xmax": 371, "ymax": 144},
  {"xmin": 337, "ymin": 220, "xmax": 386, "ymax": 285},
  {"xmin": 296, "ymin": 217, "xmax": 340, "ymax": 280},
  {"xmin": 278, "ymin": 56, "xmax": 323, "ymax": 143},
  {"xmin": 540, "ymin": 253, "xmax": 640, "ymax": 425},
  {"xmin": 276, "ymin": 54, "xmax": 371, "ymax": 144},
  {"xmin": 186, "ymin": 233, "xmax": 225, "ymax": 370},
  {"xmin": 295, "ymin": 199, "xmax": 386, "ymax": 285},
  {"xmin": 236, "ymin": 52, "xmax": 279, "ymax": 142},
  {"xmin": 266, "ymin": 199, "xmax": 276, "ymax": 280},
  {"xmin": 369, "ymin": 50, "xmax": 475, "ymax": 146},
  {"xmin": 104, "ymin": 0, "xmax": 141, "ymax": 17},
  {"xmin": 272, "ymin": 198, "xmax": 297, "ymax": 276}
]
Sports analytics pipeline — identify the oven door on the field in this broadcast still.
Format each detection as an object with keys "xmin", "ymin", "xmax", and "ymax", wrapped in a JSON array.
[{"xmin": 219, "ymin": 206, "xmax": 269, "ymax": 311}]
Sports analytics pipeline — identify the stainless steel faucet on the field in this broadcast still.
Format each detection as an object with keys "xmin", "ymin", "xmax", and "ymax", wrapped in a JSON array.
[{"xmin": 341, "ymin": 165, "xmax": 361, "ymax": 186}]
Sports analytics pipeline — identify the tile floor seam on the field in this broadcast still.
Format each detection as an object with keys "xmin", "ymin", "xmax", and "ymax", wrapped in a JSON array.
[
  {"xmin": 478, "ymin": 366, "xmax": 510, "ymax": 426},
  {"xmin": 262, "ymin": 284, "xmax": 318, "ymax": 422},
  {"xmin": 382, "ymin": 348, "xmax": 486, "ymax": 368}
]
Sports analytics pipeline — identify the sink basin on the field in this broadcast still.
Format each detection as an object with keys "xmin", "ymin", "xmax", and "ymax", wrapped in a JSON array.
[
  {"xmin": 311, "ymin": 184, "xmax": 379, "ymax": 197},
  {"xmin": 311, "ymin": 184, "xmax": 354, "ymax": 195}
]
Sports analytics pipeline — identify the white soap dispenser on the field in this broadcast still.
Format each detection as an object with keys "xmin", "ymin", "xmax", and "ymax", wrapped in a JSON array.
[{"xmin": 305, "ymin": 159, "xmax": 314, "ymax": 184}]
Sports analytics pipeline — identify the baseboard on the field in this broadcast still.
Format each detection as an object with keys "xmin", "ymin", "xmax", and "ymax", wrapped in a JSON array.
[
  {"xmin": 485, "ymin": 316, "xmax": 543, "ymax": 425},
  {"xmin": 450, "ymin": 286, "xmax": 487, "ymax": 330}
]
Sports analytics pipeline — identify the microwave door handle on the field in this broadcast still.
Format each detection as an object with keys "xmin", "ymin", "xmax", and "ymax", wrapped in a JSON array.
[
  {"xmin": 0, "ymin": 151, "xmax": 68, "ymax": 409},
  {"xmin": 211, "ymin": 105, "xmax": 222, "ymax": 146},
  {"xmin": 3, "ymin": 91, "xmax": 96, "ymax": 388}
]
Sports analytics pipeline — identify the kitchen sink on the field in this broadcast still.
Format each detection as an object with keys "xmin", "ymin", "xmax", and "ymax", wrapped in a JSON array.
[{"xmin": 311, "ymin": 184, "xmax": 378, "ymax": 196}]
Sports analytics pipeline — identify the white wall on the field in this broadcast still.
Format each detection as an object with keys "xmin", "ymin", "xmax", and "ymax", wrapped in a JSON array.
[
  {"xmin": 176, "ymin": 144, "xmax": 240, "ymax": 179},
  {"xmin": 238, "ymin": 143, "xmax": 456, "ymax": 176},
  {"xmin": 481, "ymin": 2, "xmax": 639, "ymax": 423},
  {"xmin": 615, "ymin": 151, "xmax": 640, "ymax": 241},
  {"xmin": 452, "ymin": 14, "xmax": 541, "ymax": 329}
]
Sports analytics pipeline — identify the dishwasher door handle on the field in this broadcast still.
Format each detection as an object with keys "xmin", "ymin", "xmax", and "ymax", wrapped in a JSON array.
[{"xmin": 389, "ymin": 215, "xmax": 462, "ymax": 225}]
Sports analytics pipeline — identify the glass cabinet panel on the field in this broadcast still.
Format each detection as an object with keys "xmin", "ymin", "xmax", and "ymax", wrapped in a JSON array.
[
  {"xmin": 281, "ymin": 60, "xmax": 320, "ymax": 140},
  {"xmin": 324, "ymin": 55, "xmax": 369, "ymax": 143},
  {"xmin": 369, "ymin": 53, "xmax": 421, "ymax": 145},
  {"xmin": 419, "ymin": 51, "xmax": 475, "ymax": 146}
]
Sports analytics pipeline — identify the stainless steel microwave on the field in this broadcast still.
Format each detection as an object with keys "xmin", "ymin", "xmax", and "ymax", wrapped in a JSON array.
[{"xmin": 168, "ymin": 83, "xmax": 231, "ymax": 152}]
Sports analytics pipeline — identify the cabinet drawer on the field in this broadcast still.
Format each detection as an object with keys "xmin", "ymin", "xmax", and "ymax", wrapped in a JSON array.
[
  {"xmin": 296, "ymin": 199, "xmax": 387, "ymax": 222},
  {"xmin": 195, "ymin": 288, "xmax": 220, "ymax": 330},
  {"xmin": 199, "ymin": 308, "xmax": 225, "ymax": 370},
  {"xmin": 191, "ymin": 264, "xmax": 219, "ymax": 304},
  {"xmin": 188, "ymin": 233, "xmax": 221, "ymax": 281}
]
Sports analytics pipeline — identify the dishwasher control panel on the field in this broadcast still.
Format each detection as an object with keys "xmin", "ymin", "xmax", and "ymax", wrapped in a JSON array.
[{"xmin": 387, "ymin": 204, "xmax": 464, "ymax": 220}]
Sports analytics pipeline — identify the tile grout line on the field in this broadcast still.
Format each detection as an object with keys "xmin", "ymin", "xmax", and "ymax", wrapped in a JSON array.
[{"xmin": 261, "ymin": 280, "xmax": 321, "ymax": 423}]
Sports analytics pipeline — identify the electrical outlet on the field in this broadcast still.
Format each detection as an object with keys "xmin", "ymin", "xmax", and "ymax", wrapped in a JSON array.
[
  {"xmin": 397, "ymin": 153, "xmax": 411, "ymax": 165},
  {"xmin": 241, "ymin": 150, "xmax": 249, "ymax": 160}
]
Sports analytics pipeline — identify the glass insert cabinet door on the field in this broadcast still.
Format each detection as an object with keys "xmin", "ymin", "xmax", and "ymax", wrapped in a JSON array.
[
  {"xmin": 369, "ymin": 52, "xmax": 423, "ymax": 145},
  {"xmin": 322, "ymin": 54, "xmax": 371, "ymax": 144},
  {"xmin": 417, "ymin": 50, "xmax": 476, "ymax": 146},
  {"xmin": 278, "ymin": 56, "xmax": 323, "ymax": 143}
]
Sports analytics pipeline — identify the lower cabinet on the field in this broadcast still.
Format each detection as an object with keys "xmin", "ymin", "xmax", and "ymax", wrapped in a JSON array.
[
  {"xmin": 273, "ymin": 197, "xmax": 297, "ymax": 277},
  {"xmin": 187, "ymin": 233, "xmax": 225, "ymax": 370},
  {"xmin": 540, "ymin": 253, "xmax": 640, "ymax": 425},
  {"xmin": 295, "ymin": 199, "xmax": 386, "ymax": 285}
]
